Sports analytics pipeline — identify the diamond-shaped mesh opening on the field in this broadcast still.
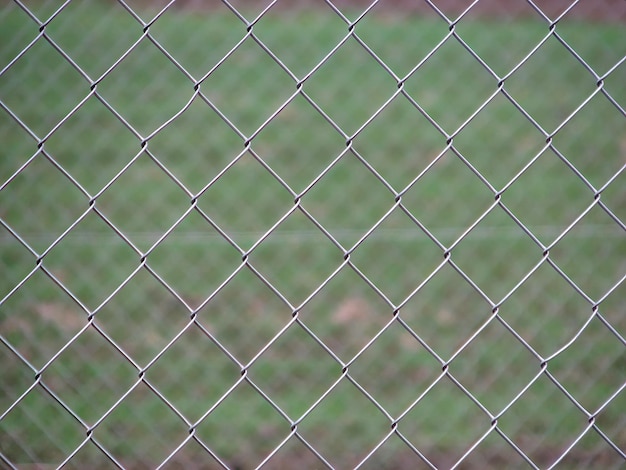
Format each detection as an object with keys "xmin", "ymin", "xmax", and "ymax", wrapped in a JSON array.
[
  {"xmin": 195, "ymin": 267, "xmax": 292, "ymax": 364},
  {"xmin": 146, "ymin": 96, "xmax": 244, "ymax": 194},
  {"xmin": 39, "ymin": 209, "xmax": 140, "ymax": 310},
  {"xmin": 296, "ymin": 377, "xmax": 391, "ymax": 469},
  {"xmin": 502, "ymin": 150, "xmax": 595, "ymax": 244},
  {"xmin": 96, "ymin": 38, "xmax": 194, "ymax": 137},
  {"xmin": 143, "ymin": 323, "xmax": 241, "ymax": 423},
  {"xmin": 247, "ymin": 322, "xmax": 339, "ymax": 419},
  {"xmin": 195, "ymin": 150, "xmax": 294, "ymax": 245},
  {"xmin": 43, "ymin": 95, "xmax": 140, "ymax": 194},
  {"xmin": 399, "ymin": 148, "xmax": 495, "ymax": 246},
  {"xmin": 41, "ymin": 1, "xmax": 142, "ymax": 80},
  {"xmin": 251, "ymin": 93, "xmax": 346, "ymax": 193},
  {"xmin": 145, "ymin": 209, "xmax": 243, "ymax": 308},
  {"xmin": 2, "ymin": 1, "xmax": 624, "ymax": 468},
  {"xmin": 91, "ymin": 381, "xmax": 189, "ymax": 467},
  {"xmin": 198, "ymin": 35, "xmax": 296, "ymax": 138},
  {"xmin": 396, "ymin": 374, "xmax": 492, "ymax": 467},
  {"xmin": 194, "ymin": 380, "xmax": 291, "ymax": 468},
  {"xmin": 303, "ymin": 34, "xmax": 396, "ymax": 136},
  {"xmin": 345, "ymin": 320, "xmax": 443, "ymax": 418},
  {"xmin": 352, "ymin": 93, "xmax": 446, "ymax": 191},
  {"xmin": 348, "ymin": 207, "xmax": 444, "ymax": 304},
  {"xmin": 447, "ymin": 319, "xmax": 540, "ymax": 416},
  {"xmin": 401, "ymin": 34, "xmax": 497, "ymax": 135},
  {"xmin": 90, "ymin": 268, "xmax": 190, "ymax": 366},
  {"xmin": 248, "ymin": 208, "xmax": 344, "ymax": 305},
  {"xmin": 399, "ymin": 261, "xmax": 491, "ymax": 360},
  {"xmin": 449, "ymin": 205, "xmax": 542, "ymax": 303},
  {"xmin": 0, "ymin": 36, "xmax": 88, "ymax": 138},
  {"xmin": 94, "ymin": 151, "xmax": 192, "ymax": 252},
  {"xmin": 452, "ymin": 91, "xmax": 547, "ymax": 190},
  {"xmin": 299, "ymin": 264, "xmax": 392, "ymax": 361},
  {"xmin": 300, "ymin": 149, "xmax": 396, "ymax": 247},
  {"xmin": 503, "ymin": 34, "xmax": 599, "ymax": 134}
]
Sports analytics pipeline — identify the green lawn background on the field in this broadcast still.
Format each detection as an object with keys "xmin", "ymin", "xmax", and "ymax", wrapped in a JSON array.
[{"xmin": 0, "ymin": 1, "xmax": 625, "ymax": 468}]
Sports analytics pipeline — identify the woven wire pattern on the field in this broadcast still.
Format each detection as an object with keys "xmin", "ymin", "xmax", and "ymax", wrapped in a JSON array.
[{"xmin": 1, "ymin": 0, "xmax": 625, "ymax": 468}]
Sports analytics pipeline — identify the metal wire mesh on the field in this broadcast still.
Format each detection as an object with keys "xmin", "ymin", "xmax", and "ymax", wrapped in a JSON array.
[{"xmin": 1, "ymin": 0, "xmax": 625, "ymax": 468}]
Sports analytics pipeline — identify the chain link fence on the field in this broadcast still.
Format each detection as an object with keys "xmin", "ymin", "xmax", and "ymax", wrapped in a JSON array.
[{"xmin": 1, "ymin": 0, "xmax": 625, "ymax": 468}]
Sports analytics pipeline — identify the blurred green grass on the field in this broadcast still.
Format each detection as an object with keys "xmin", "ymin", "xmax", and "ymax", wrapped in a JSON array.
[{"xmin": 1, "ymin": 2, "xmax": 625, "ymax": 468}]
